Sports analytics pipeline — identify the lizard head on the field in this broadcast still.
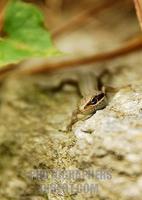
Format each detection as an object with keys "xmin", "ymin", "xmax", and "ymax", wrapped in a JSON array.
[{"xmin": 78, "ymin": 91, "xmax": 107, "ymax": 115}]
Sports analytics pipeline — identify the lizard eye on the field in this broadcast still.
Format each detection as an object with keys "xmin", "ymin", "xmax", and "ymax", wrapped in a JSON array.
[
  {"xmin": 96, "ymin": 93, "xmax": 105, "ymax": 101},
  {"xmin": 90, "ymin": 97, "xmax": 97, "ymax": 104},
  {"xmin": 90, "ymin": 93, "xmax": 105, "ymax": 105}
]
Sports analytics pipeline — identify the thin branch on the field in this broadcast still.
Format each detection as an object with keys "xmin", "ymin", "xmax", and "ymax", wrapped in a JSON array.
[
  {"xmin": 18, "ymin": 35, "xmax": 142, "ymax": 75},
  {"xmin": 134, "ymin": 0, "xmax": 142, "ymax": 30}
]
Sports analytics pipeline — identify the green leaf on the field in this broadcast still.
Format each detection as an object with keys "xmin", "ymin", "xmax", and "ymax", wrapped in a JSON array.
[{"xmin": 0, "ymin": 0, "xmax": 60, "ymax": 67}]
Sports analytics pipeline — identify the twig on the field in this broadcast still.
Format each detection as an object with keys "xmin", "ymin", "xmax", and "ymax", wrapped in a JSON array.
[
  {"xmin": 134, "ymin": 0, "xmax": 142, "ymax": 30},
  {"xmin": 18, "ymin": 35, "xmax": 142, "ymax": 75}
]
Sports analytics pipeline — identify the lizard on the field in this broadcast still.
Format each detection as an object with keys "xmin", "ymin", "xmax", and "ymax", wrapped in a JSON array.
[
  {"xmin": 36, "ymin": 70, "xmax": 130, "ymax": 131},
  {"xmin": 36, "ymin": 70, "xmax": 108, "ymax": 130},
  {"xmin": 67, "ymin": 71, "xmax": 107, "ymax": 130}
]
